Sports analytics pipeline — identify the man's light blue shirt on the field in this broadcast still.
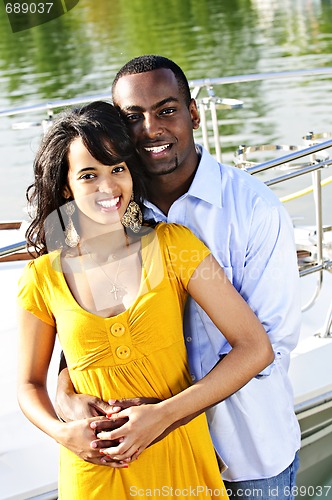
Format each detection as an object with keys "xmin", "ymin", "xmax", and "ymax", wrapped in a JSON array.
[{"xmin": 144, "ymin": 146, "xmax": 301, "ymax": 481}]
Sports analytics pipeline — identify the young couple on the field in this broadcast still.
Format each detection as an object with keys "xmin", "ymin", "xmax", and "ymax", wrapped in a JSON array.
[{"xmin": 17, "ymin": 55, "xmax": 301, "ymax": 500}]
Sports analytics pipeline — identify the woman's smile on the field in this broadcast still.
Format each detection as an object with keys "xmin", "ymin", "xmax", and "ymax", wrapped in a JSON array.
[{"xmin": 96, "ymin": 196, "xmax": 121, "ymax": 211}]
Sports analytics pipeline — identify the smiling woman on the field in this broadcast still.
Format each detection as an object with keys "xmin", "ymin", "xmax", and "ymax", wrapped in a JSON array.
[
  {"xmin": 64, "ymin": 139, "xmax": 133, "ymax": 230},
  {"xmin": 61, "ymin": 138, "xmax": 142, "ymax": 317},
  {"xmin": 24, "ymin": 101, "xmax": 146, "ymax": 256}
]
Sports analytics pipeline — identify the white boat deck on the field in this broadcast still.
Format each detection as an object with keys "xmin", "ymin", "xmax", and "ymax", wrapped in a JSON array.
[
  {"xmin": 0, "ymin": 252, "xmax": 59, "ymax": 500},
  {"xmin": 290, "ymin": 270, "xmax": 332, "ymax": 405}
]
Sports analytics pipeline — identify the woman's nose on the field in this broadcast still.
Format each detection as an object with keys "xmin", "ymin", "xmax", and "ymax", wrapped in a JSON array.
[{"xmin": 98, "ymin": 175, "xmax": 116, "ymax": 193}]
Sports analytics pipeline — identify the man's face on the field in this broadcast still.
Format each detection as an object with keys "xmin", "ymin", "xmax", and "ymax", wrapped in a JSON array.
[{"xmin": 112, "ymin": 68, "xmax": 200, "ymax": 178}]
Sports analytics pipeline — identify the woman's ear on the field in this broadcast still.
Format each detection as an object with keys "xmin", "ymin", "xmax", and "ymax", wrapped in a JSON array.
[{"xmin": 63, "ymin": 185, "xmax": 72, "ymax": 200}]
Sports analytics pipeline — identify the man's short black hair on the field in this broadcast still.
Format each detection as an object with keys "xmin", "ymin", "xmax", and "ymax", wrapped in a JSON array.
[{"xmin": 112, "ymin": 55, "xmax": 192, "ymax": 106}]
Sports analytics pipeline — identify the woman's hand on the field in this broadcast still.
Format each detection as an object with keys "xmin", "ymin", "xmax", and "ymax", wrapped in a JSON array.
[
  {"xmin": 95, "ymin": 403, "xmax": 169, "ymax": 462},
  {"xmin": 57, "ymin": 416, "xmax": 131, "ymax": 468}
]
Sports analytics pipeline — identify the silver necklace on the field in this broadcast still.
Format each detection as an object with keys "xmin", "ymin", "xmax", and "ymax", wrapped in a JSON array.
[
  {"xmin": 93, "ymin": 258, "xmax": 125, "ymax": 300},
  {"xmin": 81, "ymin": 241, "xmax": 128, "ymax": 301}
]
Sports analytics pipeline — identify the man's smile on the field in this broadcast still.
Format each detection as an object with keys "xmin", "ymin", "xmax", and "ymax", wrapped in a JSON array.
[{"xmin": 144, "ymin": 144, "xmax": 171, "ymax": 153}]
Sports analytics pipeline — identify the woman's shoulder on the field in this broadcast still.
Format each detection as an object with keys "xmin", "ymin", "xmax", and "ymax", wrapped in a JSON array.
[
  {"xmin": 154, "ymin": 222, "xmax": 195, "ymax": 239},
  {"xmin": 154, "ymin": 222, "xmax": 209, "ymax": 255},
  {"xmin": 22, "ymin": 250, "xmax": 61, "ymax": 277}
]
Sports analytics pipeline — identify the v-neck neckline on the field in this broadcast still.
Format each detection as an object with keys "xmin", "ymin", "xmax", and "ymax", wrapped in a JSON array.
[{"xmin": 56, "ymin": 238, "xmax": 147, "ymax": 321}]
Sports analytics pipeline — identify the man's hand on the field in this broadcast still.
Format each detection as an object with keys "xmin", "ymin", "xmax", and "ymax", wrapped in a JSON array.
[{"xmin": 55, "ymin": 368, "xmax": 114, "ymax": 421}]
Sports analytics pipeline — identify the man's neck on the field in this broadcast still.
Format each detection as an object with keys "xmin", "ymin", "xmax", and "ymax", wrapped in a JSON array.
[{"xmin": 147, "ymin": 153, "xmax": 200, "ymax": 215}]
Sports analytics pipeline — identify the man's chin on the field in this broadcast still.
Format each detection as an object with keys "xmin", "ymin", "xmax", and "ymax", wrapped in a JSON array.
[{"xmin": 145, "ymin": 160, "xmax": 178, "ymax": 177}]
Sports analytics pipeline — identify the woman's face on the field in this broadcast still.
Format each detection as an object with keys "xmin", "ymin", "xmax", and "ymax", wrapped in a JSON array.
[{"xmin": 65, "ymin": 137, "xmax": 133, "ymax": 234}]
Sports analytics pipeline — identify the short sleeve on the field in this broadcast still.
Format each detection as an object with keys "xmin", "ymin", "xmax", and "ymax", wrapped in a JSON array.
[
  {"xmin": 158, "ymin": 223, "xmax": 211, "ymax": 289},
  {"xmin": 17, "ymin": 260, "xmax": 55, "ymax": 326}
]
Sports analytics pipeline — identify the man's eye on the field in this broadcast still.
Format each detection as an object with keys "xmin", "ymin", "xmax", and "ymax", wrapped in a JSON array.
[
  {"xmin": 125, "ymin": 114, "xmax": 141, "ymax": 122},
  {"xmin": 160, "ymin": 108, "xmax": 176, "ymax": 116}
]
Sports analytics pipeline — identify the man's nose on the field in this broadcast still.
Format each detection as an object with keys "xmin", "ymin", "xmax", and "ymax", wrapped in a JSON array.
[{"xmin": 143, "ymin": 114, "xmax": 162, "ymax": 138}]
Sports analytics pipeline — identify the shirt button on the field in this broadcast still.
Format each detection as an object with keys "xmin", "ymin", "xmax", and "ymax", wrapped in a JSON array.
[
  {"xmin": 186, "ymin": 336, "xmax": 192, "ymax": 342},
  {"xmin": 110, "ymin": 323, "xmax": 126, "ymax": 337},
  {"xmin": 191, "ymin": 374, "xmax": 196, "ymax": 381},
  {"xmin": 115, "ymin": 345, "xmax": 131, "ymax": 359}
]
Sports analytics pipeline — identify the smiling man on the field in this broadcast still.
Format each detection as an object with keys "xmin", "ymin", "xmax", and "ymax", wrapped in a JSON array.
[
  {"xmin": 111, "ymin": 63, "xmax": 201, "ymax": 215},
  {"xmin": 56, "ymin": 55, "xmax": 302, "ymax": 500}
]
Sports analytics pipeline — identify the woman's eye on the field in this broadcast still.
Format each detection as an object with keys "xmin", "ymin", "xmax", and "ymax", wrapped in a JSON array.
[
  {"xmin": 112, "ymin": 165, "xmax": 125, "ymax": 173},
  {"xmin": 80, "ymin": 173, "xmax": 95, "ymax": 180}
]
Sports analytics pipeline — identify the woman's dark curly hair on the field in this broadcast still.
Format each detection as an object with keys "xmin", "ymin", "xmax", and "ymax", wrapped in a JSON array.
[{"xmin": 26, "ymin": 101, "xmax": 147, "ymax": 256}]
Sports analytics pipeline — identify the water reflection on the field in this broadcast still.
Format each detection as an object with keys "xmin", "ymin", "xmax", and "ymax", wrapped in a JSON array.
[
  {"xmin": 4, "ymin": 0, "xmax": 332, "ymax": 102},
  {"xmin": 0, "ymin": 0, "xmax": 332, "ymax": 220}
]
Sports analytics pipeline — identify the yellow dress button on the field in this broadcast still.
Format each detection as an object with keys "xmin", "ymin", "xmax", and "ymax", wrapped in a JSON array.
[
  {"xmin": 111, "ymin": 323, "xmax": 126, "ymax": 337},
  {"xmin": 115, "ymin": 345, "xmax": 131, "ymax": 359}
]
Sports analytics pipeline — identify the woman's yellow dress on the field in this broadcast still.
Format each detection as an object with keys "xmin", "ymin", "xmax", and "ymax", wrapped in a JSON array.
[{"xmin": 18, "ymin": 223, "xmax": 228, "ymax": 499}]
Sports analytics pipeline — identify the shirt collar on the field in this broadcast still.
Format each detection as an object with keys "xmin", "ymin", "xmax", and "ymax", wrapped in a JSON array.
[{"xmin": 187, "ymin": 145, "xmax": 223, "ymax": 208}]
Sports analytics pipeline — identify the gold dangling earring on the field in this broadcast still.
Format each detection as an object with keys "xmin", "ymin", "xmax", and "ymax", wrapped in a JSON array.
[
  {"xmin": 121, "ymin": 193, "xmax": 142, "ymax": 233},
  {"xmin": 64, "ymin": 202, "xmax": 80, "ymax": 247}
]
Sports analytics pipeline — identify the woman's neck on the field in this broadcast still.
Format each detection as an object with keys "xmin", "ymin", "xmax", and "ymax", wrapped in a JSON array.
[{"xmin": 80, "ymin": 226, "xmax": 129, "ymax": 263}]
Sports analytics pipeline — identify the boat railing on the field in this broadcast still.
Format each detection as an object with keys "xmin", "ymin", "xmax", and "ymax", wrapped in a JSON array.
[
  {"xmin": 190, "ymin": 67, "xmax": 332, "ymax": 163},
  {"xmin": 0, "ymin": 222, "xmax": 31, "ymax": 261},
  {"xmin": 0, "ymin": 240, "xmax": 26, "ymax": 258},
  {"xmin": 245, "ymin": 140, "xmax": 332, "ymax": 329}
]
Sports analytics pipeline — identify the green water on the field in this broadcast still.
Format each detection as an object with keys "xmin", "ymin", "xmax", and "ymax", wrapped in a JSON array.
[{"xmin": 1, "ymin": 0, "xmax": 332, "ymax": 222}]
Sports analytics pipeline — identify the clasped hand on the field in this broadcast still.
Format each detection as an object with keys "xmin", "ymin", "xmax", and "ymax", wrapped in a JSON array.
[{"xmin": 89, "ymin": 397, "xmax": 164, "ymax": 467}]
